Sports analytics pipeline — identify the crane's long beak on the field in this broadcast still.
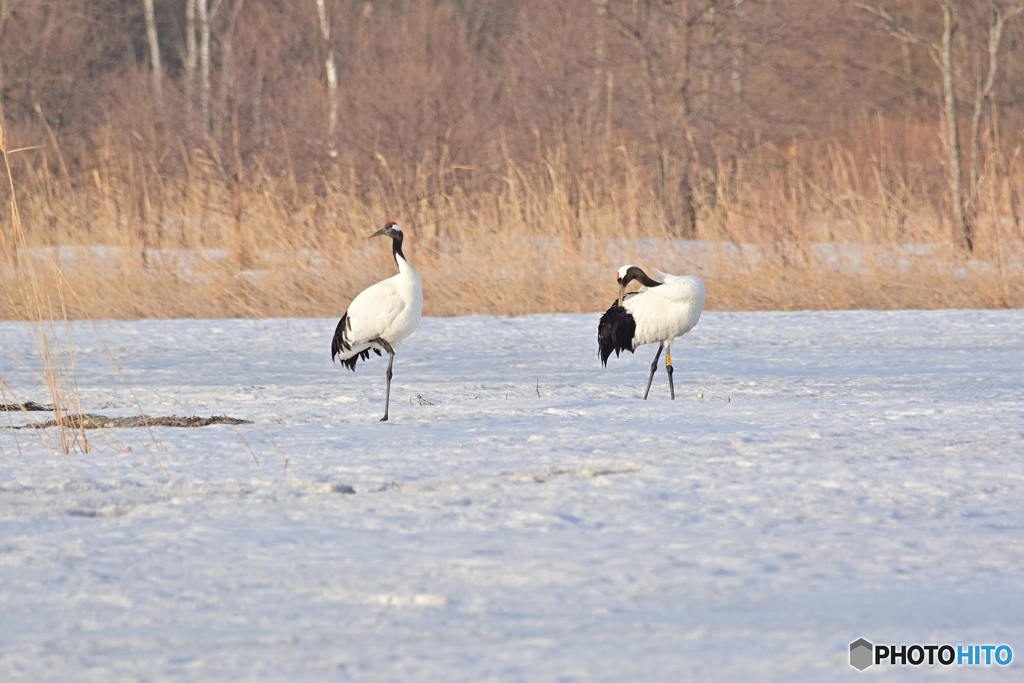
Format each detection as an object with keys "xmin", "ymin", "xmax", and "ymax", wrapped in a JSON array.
[
  {"xmin": 617, "ymin": 283, "xmax": 625, "ymax": 307},
  {"xmin": 368, "ymin": 227, "xmax": 388, "ymax": 239}
]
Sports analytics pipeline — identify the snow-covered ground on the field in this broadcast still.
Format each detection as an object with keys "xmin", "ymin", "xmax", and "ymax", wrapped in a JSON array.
[{"xmin": 1, "ymin": 311, "xmax": 1022, "ymax": 681}]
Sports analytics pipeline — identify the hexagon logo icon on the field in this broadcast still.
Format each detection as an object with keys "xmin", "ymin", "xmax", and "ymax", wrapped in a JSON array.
[{"xmin": 850, "ymin": 638, "xmax": 873, "ymax": 670}]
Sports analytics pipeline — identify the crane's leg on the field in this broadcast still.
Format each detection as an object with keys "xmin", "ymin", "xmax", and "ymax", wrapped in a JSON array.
[
  {"xmin": 371, "ymin": 338, "xmax": 396, "ymax": 422},
  {"xmin": 665, "ymin": 344, "xmax": 675, "ymax": 400},
  {"xmin": 643, "ymin": 345, "xmax": 663, "ymax": 400},
  {"xmin": 381, "ymin": 351, "xmax": 395, "ymax": 422}
]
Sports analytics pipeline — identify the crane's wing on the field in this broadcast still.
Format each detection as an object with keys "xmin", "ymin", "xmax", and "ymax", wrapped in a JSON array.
[
  {"xmin": 648, "ymin": 276, "xmax": 705, "ymax": 306},
  {"xmin": 649, "ymin": 267, "xmax": 669, "ymax": 283},
  {"xmin": 343, "ymin": 279, "xmax": 409, "ymax": 345},
  {"xmin": 624, "ymin": 277, "xmax": 706, "ymax": 346}
]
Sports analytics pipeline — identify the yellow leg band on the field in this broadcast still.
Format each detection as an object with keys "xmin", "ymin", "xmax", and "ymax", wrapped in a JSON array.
[{"xmin": 665, "ymin": 351, "xmax": 672, "ymax": 366}]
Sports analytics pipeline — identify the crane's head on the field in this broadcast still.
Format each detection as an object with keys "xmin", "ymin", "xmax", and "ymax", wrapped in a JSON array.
[
  {"xmin": 369, "ymin": 221, "xmax": 403, "ymax": 240},
  {"xmin": 615, "ymin": 264, "xmax": 637, "ymax": 306},
  {"xmin": 614, "ymin": 265, "xmax": 661, "ymax": 306},
  {"xmin": 615, "ymin": 265, "xmax": 635, "ymax": 284}
]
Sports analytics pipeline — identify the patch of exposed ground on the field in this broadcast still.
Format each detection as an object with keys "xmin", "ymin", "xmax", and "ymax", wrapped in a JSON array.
[
  {"xmin": 6, "ymin": 414, "xmax": 251, "ymax": 429},
  {"xmin": 0, "ymin": 402, "xmax": 53, "ymax": 411}
]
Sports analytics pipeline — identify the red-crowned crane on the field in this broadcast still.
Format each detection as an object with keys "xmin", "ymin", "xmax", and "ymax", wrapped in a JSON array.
[
  {"xmin": 598, "ymin": 265, "xmax": 705, "ymax": 400},
  {"xmin": 331, "ymin": 222, "xmax": 423, "ymax": 421}
]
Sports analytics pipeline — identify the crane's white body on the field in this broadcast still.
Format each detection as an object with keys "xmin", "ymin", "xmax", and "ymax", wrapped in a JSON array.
[
  {"xmin": 336, "ymin": 253, "xmax": 422, "ymax": 361},
  {"xmin": 331, "ymin": 222, "xmax": 422, "ymax": 421},
  {"xmin": 599, "ymin": 264, "xmax": 706, "ymax": 400},
  {"xmin": 623, "ymin": 272, "xmax": 705, "ymax": 350}
]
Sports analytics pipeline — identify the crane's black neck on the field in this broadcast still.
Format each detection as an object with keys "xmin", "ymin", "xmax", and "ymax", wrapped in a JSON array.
[
  {"xmin": 391, "ymin": 231, "xmax": 406, "ymax": 266},
  {"xmin": 621, "ymin": 266, "xmax": 662, "ymax": 289}
]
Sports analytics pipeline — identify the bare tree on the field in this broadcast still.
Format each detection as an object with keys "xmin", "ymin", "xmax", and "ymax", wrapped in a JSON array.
[
  {"xmin": 0, "ymin": 0, "xmax": 13, "ymax": 113},
  {"xmin": 315, "ymin": 0, "xmax": 339, "ymax": 158},
  {"xmin": 4, "ymin": 0, "xmax": 1024, "ymax": 260},
  {"xmin": 855, "ymin": 0, "xmax": 995, "ymax": 252},
  {"xmin": 666, "ymin": 0, "xmax": 723, "ymax": 221},
  {"xmin": 184, "ymin": 0, "xmax": 197, "ymax": 127},
  {"xmin": 143, "ymin": 0, "xmax": 163, "ymax": 111},
  {"xmin": 937, "ymin": 0, "xmax": 969, "ymax": 251},
  {"xmin": 968, "ymin": 2, "xmax": 1024, "ymax": 220},
  {"xmin": 857, "ymin": 0, "xmax": 1024, "ymax": 252},
  {"xmin": 198, "ymin": 0, "xmax": 224, "ymax": 134},
  {"xmin": 594, "ymin": 0, "xmax": 687, "ymax": 233},
  {"xmin": 593, "ymin": 0, "xmax": 727, "ymax": 235},
  {"xmin": 0, "ymin": 0, "xmax": 13, "ymax": 38},
  {"xmin": 730, "ymin": 0, "xmax": 745, "ymax": 98},
  {"xmin": 214, "ymin": 0, "xmax": 245, "ymax": 147}
]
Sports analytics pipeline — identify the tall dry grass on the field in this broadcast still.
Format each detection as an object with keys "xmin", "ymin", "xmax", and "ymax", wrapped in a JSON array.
[
  {"xmin": 1, "ymin": 127, "xmax": 1022, "ymax": 323},
  {"xmin": 0, "ymin": 115, "xmax": 90, "ymax": 455}
]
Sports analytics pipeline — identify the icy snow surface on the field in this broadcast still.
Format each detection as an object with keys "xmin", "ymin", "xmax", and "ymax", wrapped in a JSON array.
[{"xmin": 1, "ymin": 311, "xmax": 1023, "ymax": 681}]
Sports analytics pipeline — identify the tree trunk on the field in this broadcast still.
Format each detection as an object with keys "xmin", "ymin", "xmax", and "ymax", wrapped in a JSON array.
[
  {"xmin": 0, "ymin": 0, "xmax": 12, "ymax": 38},
  {"xmin": 675, "ymin": 2, "xmax": 701, "ymax": 237},
  {"xmin": 215, "ymin": 0, "xmax": 245, "ymax": 148},
  {"xmin": 731, "ymin": 0, "xmax": 745, "ymax": 97},
  {"xmin": 143, "ymin": 0, "xmax": 163, "ymax": 111},
  {"xmin": 595, "ymin": 0, "xmax": 681, "ymax": 233},
  {"xmin": 0, "ymin": 1, "xmax": 10, "ymax": 147},
  {"xmin": 636, "ymin": 15, "xmax": 671, "ymax": 230},
  {"xmin": 185, "ymin": 0, "xmax": 197, "ymax": 128},
  {"xmin": 968, "ymin": 5, "xmax": 1021, "ymax": 223},
  {"xmin": 939, "ymin": 1, "xmax": 971, "ymax": 251},
  {"xmin": 315, "ymin": 0, "xmax": 339, "ymax": 158},
  {"xmin": 198, "ymin": 0, "xmax": 216, "ymax": 134},
  {"xmin": 855, "ymin": 0, "xmax": 1024, "ymax": 252}
]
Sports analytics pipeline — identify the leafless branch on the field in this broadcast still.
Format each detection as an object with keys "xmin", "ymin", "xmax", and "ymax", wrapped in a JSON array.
[{"xmin": 853, "ymin": 2, "xmax": 940, "ymax": 66}]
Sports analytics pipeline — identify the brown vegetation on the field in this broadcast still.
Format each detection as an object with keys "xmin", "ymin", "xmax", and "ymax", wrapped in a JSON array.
[{"xmin": 1, "ymin": 0, "xmax": 1023, "ymax": 321}]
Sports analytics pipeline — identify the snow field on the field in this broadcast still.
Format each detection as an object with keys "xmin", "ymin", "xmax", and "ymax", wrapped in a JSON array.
[{"xmin": 1, "ymin": 310, "xmax": 1023, "ymax": 681}]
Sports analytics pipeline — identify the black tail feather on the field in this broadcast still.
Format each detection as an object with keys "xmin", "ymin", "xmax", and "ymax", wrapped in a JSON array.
[
  {"xmin": 341, "ymin": 348, "xmax": 371, "ymax": 371},
  {"xmin": 598, "ymin": 303, "xmax": 636, "ymax": 366},
  {"xmin": 332, "ymin": 312, "xmax": 383, "ymax": 371},
  {"xmin": 331, "ymin": 312, "xmax": 351, "ymax": 362}
]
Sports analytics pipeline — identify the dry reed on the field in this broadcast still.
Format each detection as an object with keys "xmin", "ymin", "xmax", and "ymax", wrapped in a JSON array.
[
  {"xmin": 1, "ymin": 114, "xmax": 89, "ymax": 455},
  {"xmin": 1, "ymin": 131, "xmax": 1022, "ymax": 323}
]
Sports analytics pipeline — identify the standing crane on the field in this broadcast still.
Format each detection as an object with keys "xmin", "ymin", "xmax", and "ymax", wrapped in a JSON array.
[
  {"xmin": 598, "ymin": 265, "xmax": 705, "ymax": 400},
  {"xmin": 331, "ymin": 222, "xmax": 423, "ymax": 421}
]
